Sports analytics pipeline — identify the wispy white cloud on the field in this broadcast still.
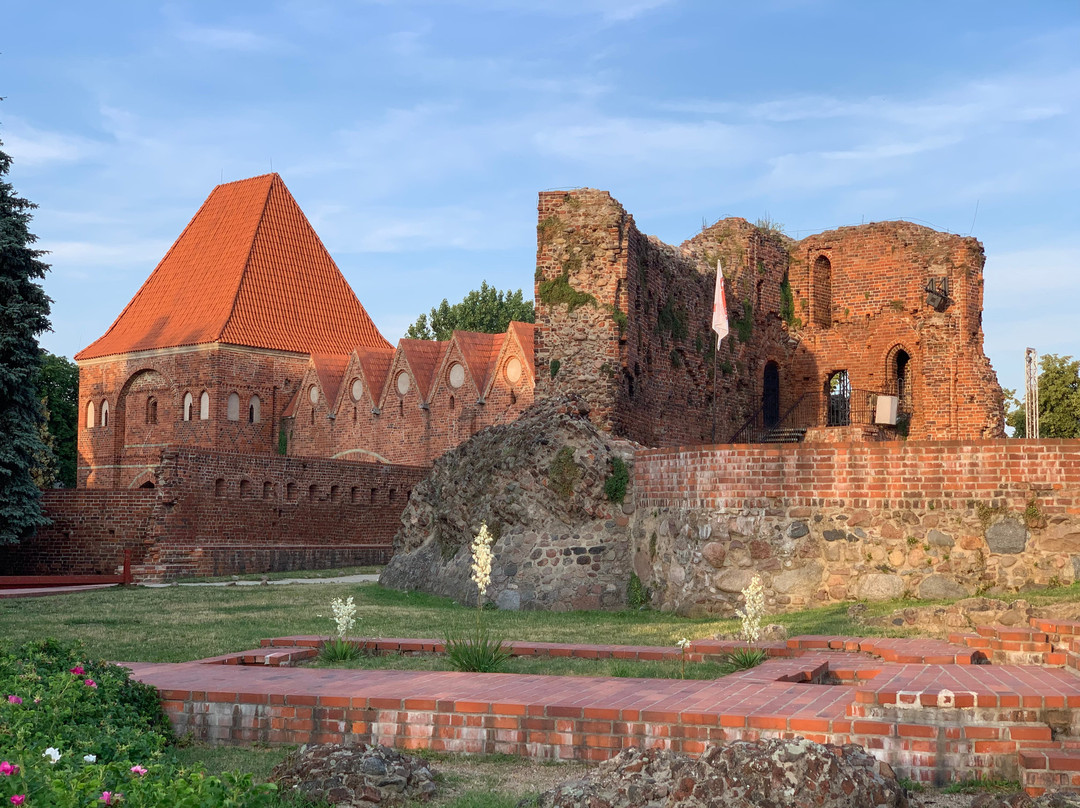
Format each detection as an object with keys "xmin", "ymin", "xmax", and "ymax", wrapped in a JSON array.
[
  {"xmin": 1, "ymin": 123, "xmax": 100, "ymax": 168},
  {"xmin": 175, "ymin": 24, "xmax": 279, "ymax": 52}
]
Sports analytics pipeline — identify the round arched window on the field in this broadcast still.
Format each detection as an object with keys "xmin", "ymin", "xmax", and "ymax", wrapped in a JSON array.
[
  {"xmin": 227, "ymin": 392, "xmax": 240, "ymax": 421},
  {"xmin": 396, "ymin": 372, "xmax": 411, "ymax": 396},
  {"xmin": 350, "ymin": 378, "xmax": 363, "ymax": 401},
  {"xmin": 505, "ymin": 357, "xmax": 523, "ymax": 384},
  {"xmin": 448, "ymin": 363, "xmax": 465, "ymax": 389},
  {"xmin": 309, "ymin": 385, "xmax": 319, "ymax": 405}
]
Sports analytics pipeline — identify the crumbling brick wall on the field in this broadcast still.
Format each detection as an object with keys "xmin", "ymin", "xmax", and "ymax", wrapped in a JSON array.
[{"xmin": 534, "ymin": 190, "xmax": 1003, "ymax": 447}]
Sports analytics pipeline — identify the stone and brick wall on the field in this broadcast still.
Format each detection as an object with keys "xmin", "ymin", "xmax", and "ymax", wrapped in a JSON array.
[
  {"xmin": 3, "ymin": 449, "xmax": 428, "ymax": 581},
  {"xmin": 632, "ymin": 439, "xmax": 1080, "ymax": 616}
]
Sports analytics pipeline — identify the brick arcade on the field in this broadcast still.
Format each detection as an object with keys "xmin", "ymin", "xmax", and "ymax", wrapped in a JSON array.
[{"xmin": 14, "ymin": 174, "xmax": 1009, "ymax": 580}]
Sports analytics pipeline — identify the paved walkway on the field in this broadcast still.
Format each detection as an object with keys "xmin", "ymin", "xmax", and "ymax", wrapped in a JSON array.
[
  {"xmin": 139, "ymin": 574, "xmax": 380, "ymax": 588},
  {"xmin": 0, "ymin": 583, "xmax": 119, "ymax": 599}
]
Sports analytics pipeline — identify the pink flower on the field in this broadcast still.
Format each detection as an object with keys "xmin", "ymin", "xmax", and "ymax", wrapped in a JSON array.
[
  {"xmin": 130, "ymin": 765, "xmax": 147, "ymax": 776},
  {"xmin": 6, "ymin": 696, "xmax": 21, "ymax": 705},
  {"xmin": 10, "ymin": 797, "xmax": 25, "ymax": 806},
  {"xmin": 70, "ymin": 666, "xmax": 85, "ymax": 675},
  {"xmin": 101, "ymin": 792, "xmax": 121, "ymax": 804},
  {"xmin": 0, "ymin": 761, "xmax": 18, "ymax": 776},
  {"xmin": 84, "ymin": 679, "xmax": 97, "ymax": 689}
]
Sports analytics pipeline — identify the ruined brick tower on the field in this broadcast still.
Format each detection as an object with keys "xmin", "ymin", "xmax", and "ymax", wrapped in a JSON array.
[{"xmin": 533, "ymin": 189, "xmax": 1004, "ymax": 445}]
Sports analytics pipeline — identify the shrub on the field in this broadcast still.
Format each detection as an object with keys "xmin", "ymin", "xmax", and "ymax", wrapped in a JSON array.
[
  {"xmin": 0, "ymin": 639, "xmax": 277, "ymax": 806},
  {"xmin": 320, "ymin": 638, "xmax": 364, "ymax": 664}
]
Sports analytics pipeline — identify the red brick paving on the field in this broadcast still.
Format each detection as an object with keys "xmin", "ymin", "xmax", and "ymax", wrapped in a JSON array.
[{"xmin": 127, "ymin": 623, "xmax": 1080, "ymax": 795}]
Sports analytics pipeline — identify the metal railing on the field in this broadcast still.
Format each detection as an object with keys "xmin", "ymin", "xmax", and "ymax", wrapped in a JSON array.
[{"xmin": 728, "ymin": 388, "xmax": 889, "ymax": 444}]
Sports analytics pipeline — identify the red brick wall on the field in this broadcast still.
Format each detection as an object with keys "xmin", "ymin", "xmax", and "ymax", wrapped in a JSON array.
[
  {"xmin": 285, "ymin": 330, "xmax": 534, "ymax": 466},
  {"xmin": 4, "ymin": 450, "xmax": 428, "ymax": 580},
  {"xmin": 635, "ymin": 439, "xmax": 1080, "ymax": 513},
  {"xmin": 534, "ymin": 190, "xmax": 1003, "ymax": 448},
  {"xmin": 788, "ymin": 223, "xmax": 1004, "ymax": 440},
  {"xmin": 77, "ymin": 345, "xmax": 310, "ymax": 488},
  {"xmin": 0, "ymin": 489, "xmax": 157, "ymax": 575}
]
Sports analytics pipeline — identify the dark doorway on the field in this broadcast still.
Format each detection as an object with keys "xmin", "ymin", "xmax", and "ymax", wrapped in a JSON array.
[
  {"xmin": 895, "ymin": 350, "xmax": 911, "ymax": 407},
  {"xmin": 826, "ymin": 370, "xmax": 851, "ymax": 427},
  {"xmin": 763, "ymin": 362, "xmax": 780, "ymax": 427}
]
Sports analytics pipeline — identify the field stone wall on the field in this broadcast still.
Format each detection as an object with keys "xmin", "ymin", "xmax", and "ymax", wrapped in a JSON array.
[
  {"xmin": 379, "ymin": 395, "xmax": 638, "ymax": 611},
  {"xmin": 634, "ymin": 440, "xmax": 1080, "ymax": 616}
]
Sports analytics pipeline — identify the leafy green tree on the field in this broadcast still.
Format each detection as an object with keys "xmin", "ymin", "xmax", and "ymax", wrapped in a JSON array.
[
  {"xmin": 1004, "ymin": 354, "xmax": 1080, "ymax": 438},
  {"xmin": 38, "ymin": 352, "xmax": 78, "ymax": 487},
  {"xmin": 0, "ymin": 136, "xmax": 52, "ymax": 543},
  {"xmin": 406, "ymin": 281, "xmax": 534, "ymax": 341}
]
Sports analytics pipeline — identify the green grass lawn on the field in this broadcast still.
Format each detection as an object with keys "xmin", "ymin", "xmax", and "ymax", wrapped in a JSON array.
[{"xmin": 4, "ymin": 578, "xmax": 1080, "ymax": 665}]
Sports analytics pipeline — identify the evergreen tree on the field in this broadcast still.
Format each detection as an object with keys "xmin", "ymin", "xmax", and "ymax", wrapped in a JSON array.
[
  {"xmin": 39, "ymin": 352, "xmax": 78, "ymax": 488},
  {"xmin": 406, "ymin": 281, "xmax": 534, "ymax": 341},
  {"xmin": 0, "ymin": 136, "xmax": 52, "ymax": 544}
]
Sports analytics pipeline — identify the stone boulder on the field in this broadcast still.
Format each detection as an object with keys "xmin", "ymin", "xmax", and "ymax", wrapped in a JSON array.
[
  {"xmin": 270, "ymin": 743, "xmax": 438, "ymax": 806},
  {"xmin": 379, "ymin": 395, "xmax": 637, "ymax": 611},
  {"xmin": 534, "ymin": 739, "xmax": 907, "ymax": 808}
]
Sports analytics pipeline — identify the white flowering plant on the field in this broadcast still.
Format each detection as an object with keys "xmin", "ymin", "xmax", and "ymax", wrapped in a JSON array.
[
  {"xmin": 444, "ymin": 523, "xmax": 510, "ymax": 673},
  {"xmin": 735, "ymin": 575, "xmax": 766, "ymax": 644},
  {"xmin": 319, "ymin": 595, "xmax": 362, "ymax": 663}
]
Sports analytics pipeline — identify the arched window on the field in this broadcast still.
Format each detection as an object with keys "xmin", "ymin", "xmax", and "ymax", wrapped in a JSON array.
[
  {"xmin": 826, "ymin": 370, "xmax": 850, "ymax": 427},
  {"xmin": 248, "ymin": 396, "xmax": 260, "ymax": 423},
  {"xmin": 449, "ymin": 395, "xmax": 455, "ymax": 410},
  {"xmin": 146, "ymin": 397, "xmax": 158, "ymax": 425},
  {"xmin": 86, "ymin": 400, "xmax": 95, "ymax": 430},
  {"xmin": 239, "ymin": 479, "xmax": 251, "ymax": 498},
  {"xmin": 100, "ymin": 400, "xmax": 110, "ymax": 428},
  {"xmin": 183, "ymin": 392, "xmax": 193, "ymax": 421},
  {"xmin": 330, "ymin": 485, "xmax": 340, "ymax": 503},
  {"xmin": 199, "ymin": 391, "xmax": 210, "ymax": 420},
  {"xmin": 309, "ymin": 484, "xmax": 318, "ymax": 501},
  {"xmin": 214, "ymin": 478, "xmax": 225, "ymax": 497},
  {"xmin": 812, "ymin": 255, "xmax": 832, "ymax": 328},
  {"xmin": 263, "ymin": 481, "xmax": 273, "ymax": 499},
  {"xmin": 227, "ymin": 392, "xmax": 240, "ymax": 421}
]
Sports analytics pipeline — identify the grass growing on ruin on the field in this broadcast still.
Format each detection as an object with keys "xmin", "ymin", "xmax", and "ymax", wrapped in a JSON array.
[{"xmin": 6, "ymin": 578, "xmax": 1080, "ymax": 665}]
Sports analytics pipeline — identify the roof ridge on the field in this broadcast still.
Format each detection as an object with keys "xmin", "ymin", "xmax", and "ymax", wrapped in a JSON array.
[{"xmin": 219, "ymin": 174, "xmax": 277, "ymax": 342}]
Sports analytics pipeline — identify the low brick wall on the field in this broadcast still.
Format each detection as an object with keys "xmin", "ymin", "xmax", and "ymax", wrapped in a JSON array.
[{"xmin": 632, "ymin": 439, "xmax": 1080, "ymax": 615}]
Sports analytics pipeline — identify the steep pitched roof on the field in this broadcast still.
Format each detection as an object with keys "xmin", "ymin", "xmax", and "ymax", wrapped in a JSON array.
[
  {"xmin": 76, "ymin": 174, "xmax": 390, "ymax": 360},
  {"xmin": 453, "ymin": 330, "xmax": 504, "ymax": 395},
  {"xmin": 397, "ymin": 339, "xmax": 446, "ymax": 402},
  {"xmin": 353, "ymin": 346, "xmax": 395, "ymax": 407},
  {"xmin": 310, "ymin": 353, "xmax": 350, "ymax": 411},
  {"xmin": 507, "ymin": 321, "xmax": 536, "ymax": 385}
]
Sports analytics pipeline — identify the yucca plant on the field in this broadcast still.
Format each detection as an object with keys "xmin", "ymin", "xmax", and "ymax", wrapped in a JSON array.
[
  {"xmin": 718, "ymin": 646, "xmax": 767, "ymax": 674},
  {"xmin": 444, "ymin": 524, "xmax": 511, "ymax": 673},
  {"xmin": 443, "ymin": 626, "xmax": 512, "ymax": 673},
  {"xmin": 320, "ymin": 636, "xmax": 364, "ymax": 663}
]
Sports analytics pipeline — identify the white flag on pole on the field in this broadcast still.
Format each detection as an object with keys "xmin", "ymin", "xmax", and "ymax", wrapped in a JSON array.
[{"xmin": 711, "ymin": 259, "xmax": 729, "ymax": 342}]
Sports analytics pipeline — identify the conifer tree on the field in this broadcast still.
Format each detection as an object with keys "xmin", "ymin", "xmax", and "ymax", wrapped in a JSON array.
[{"xmin": 0, "ymin": 136, "xmax": 52, "ymax": 544}]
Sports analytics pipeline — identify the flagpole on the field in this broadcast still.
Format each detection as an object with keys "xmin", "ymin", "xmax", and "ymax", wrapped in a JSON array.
[{"xmin": 711, "ymin": 334, "xmax": 719, "ymax": 444}]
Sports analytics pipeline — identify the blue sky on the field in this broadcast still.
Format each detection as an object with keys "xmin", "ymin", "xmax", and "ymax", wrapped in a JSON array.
[{"xmin": 4, "ymin": 0, "xmax": 1079, "ymax": 397}]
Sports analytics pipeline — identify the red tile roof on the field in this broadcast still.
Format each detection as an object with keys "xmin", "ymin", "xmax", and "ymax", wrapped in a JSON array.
[
  {"xmin": 507, "ymin": 321, "xmax": 536, "ymax": 384},
  {"xmin": 353, "ymin": 347, "xmax": 395, "ymax": 406},
  {"xmin": 76, "ymin": 174, "xmax": 390, "ymax": 360},
  {"xmin": 453, "ymin": 330, "xmax": 503, "ymax": 394},
  {"xmin": 397, "ymin": 339, "xmax": 446, "ymax": 402},
  {"xmin": 310, "ymin": 353, "xmax": 350, "ymax": 411}
]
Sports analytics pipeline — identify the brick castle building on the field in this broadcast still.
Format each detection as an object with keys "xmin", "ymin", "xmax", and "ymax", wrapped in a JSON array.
[{"xmin": 0, "ymin": 174, "xmax": 1003, "ymax": 581}]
